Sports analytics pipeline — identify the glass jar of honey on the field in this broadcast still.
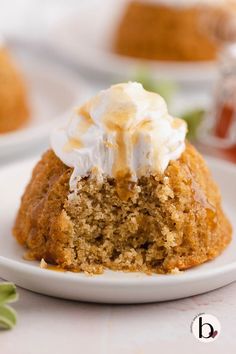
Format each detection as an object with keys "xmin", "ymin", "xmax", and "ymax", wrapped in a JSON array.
[{"xmin": 198, "ymin": 44, "xmax": 236, "ymax": 163}]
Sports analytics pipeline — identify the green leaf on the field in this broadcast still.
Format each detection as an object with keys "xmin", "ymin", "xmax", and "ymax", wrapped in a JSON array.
[
  {"xmin": 133, "ymin": 67, "xmax": 205, "ymax": 141},
  {"xmin": 133, "ymin": 67, "xmax": 177, "ymax": 103},
  {"xmin": 0, "ymin": 305, "xmax": 17, "ymax": 330},
  {"xmin": 0, "ymin": 283, "xmax": 18, "ymax": 305},
  {"xmin": 181, "ymin": 109, "xmax": 205, "ymax": 140}
]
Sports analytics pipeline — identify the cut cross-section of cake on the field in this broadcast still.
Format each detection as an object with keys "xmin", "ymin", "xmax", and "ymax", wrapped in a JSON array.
[{"xmin": 13, "ymin": 82, "xmax": 232, "ymax": 274}]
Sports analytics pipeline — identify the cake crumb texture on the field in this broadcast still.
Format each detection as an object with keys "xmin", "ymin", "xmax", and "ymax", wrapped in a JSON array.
[{"xmin": 13, "ymin": 144, "xmax": 232, "ymax": 274}]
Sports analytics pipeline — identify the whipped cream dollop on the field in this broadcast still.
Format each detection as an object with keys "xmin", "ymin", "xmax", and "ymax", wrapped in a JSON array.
[{"xmin": 51, "ymin": 82, "xmax": 187, "ymax": 190}]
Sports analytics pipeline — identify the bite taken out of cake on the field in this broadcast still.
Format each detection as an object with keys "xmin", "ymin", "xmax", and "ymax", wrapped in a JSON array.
[{"xmin": 13, "ymin": 82, "xmax": 232, "ymax": 274}]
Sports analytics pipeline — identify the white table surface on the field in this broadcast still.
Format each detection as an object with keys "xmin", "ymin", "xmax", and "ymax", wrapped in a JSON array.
[{"xmin": 0, "ymin": 279, "xmax": 236, "ymax": 354}]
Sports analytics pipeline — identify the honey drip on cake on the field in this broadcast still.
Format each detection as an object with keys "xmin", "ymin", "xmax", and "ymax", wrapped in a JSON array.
[
  {"xmin": 102, "ymin": 87, "xmax": 137, "ymax": 201},
  {"xmin": 63, "ymin": 108, "xmax": 93, "ymax": 152},
  {"xmin": 46, "ymin": 265, "xmax": 66, "ymax": 272},
  {"xmin": 77, "ymin": 106, "xmax": 94, "ymax": 133},
  {"xmin": 63, "ymin": 138, "xmax": 83, "ymax": 152},
  {"xmin": 191, "ymin": 176, "xmax": 217, "ymax": 229}
]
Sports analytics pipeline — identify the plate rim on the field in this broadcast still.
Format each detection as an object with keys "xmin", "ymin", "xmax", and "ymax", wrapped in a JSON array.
[{"xmin": 0, "ymin": 255, "xmax": 236, "ymax": 286}]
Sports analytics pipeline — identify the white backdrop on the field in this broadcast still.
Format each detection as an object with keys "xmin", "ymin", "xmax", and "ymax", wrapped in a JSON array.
[{"xmin": 0, "ymin": 0, "xmax": 85, "ymax": 39}]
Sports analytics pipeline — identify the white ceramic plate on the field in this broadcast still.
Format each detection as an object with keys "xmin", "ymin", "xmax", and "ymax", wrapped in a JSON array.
[
  {"xmin": 0, "ymin": 157, "xmax": 235, "ymax": 304},
  {"xmin": 49, "ymin": 0, "xmax": 218, "ymax": 84},
  {"xmin": 0, "ymin": 43, "xmax": 90, "ymax": 158}
]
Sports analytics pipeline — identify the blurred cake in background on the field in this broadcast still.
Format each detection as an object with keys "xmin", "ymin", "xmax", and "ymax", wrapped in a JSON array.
[
  {"xmin": 0, "ymin": 37, "xmax": 29, "ymax": 133},
  {"xmin": 114, "ymin": 0, "xmax": 236, "ymax": 62}
]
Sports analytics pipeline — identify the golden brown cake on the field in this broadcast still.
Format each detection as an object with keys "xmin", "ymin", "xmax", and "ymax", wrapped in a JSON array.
[
  {"xmin": 0, "ymin": 45, "xmax": 29, "ymax": 133},
  {"xmin": 114, "ymin": 0, "xmax": 236, "ymax": 62},
  {"xmin": 13, "ymin": 82, "xmax": 232, "ymax": 274}
]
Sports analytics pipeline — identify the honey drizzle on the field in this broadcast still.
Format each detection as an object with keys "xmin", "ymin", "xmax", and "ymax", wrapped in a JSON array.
[
  {"xmin": 172, "ymin": 118, "xmax": 185, "ymax": 129},
  {"xmin": 109, "ymin": 124, "xmax": 135, "ymax": 201},
  {"xmin": 45, "ymin": 264, "xmax": 66, "ymax": 272},
  {"xmin": 63, "ymin": 107, "xmax": 93, "ymax": 152},
  {"xmin": 77, "ymin": 107, "xmax": 94, "ymax": 134},
  {"xmin": 102, "ymin": 107, "xmax": 154, "ymax": 201},
  {"xmin": 101, "ymin": 90, "xmax": 138, "ymax": 201},
  {"xmin": 63, "ymin": 138, "xmax": 83, "ymax": 152}
]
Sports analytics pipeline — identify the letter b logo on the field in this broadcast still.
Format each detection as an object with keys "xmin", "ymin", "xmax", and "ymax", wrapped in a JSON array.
[{"xmin": 191, "ymin": 314, "xmax": 221, "ymax": 342}]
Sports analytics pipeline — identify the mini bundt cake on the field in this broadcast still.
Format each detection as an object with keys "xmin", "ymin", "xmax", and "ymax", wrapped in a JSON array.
[
  {"xmin": 0, "ymin": 42, "xmax": 29, "ymax": 133},
  {"xmin": 114, "ymin": 0, "xmax": 236, "ymax": 62},
  {"xmin": 13, "ymin": 83, "xmax": 232, "ymax": 274}
]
